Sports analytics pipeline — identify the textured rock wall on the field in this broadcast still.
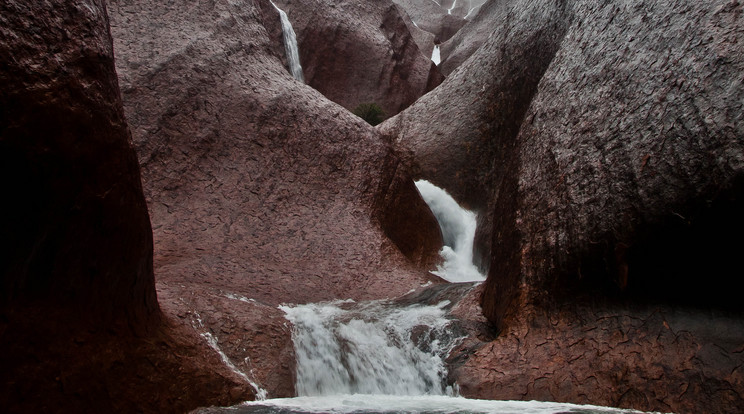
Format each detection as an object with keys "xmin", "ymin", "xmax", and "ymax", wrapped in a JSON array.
[
  {"xmin": 0, "ymin": 0, "xmax": 156, "ymax": 328},
  {"xmin": 267, "ymin": 0, "xmax": 443, "ymax": 119},
  {"xmin": 438, "ymin": 0, "xmax": 516, "ymax": 75},
  {"xmin": 0, "ymin": 1, "xmax": 258, "ymax": 412},
  {"xmin": 385, "ymin": 0, "xmax": 744, "ymax": 412},
  {"xmin": 108, "ymin": 0, "xmax": 443, "ymax": 398},
  {"xmin": 393, "ymin": 0, "xmax": 468, "ymax": 42},
  {"xmin": 515, "ymin": 0, "xmax": 744, "ymax": 311}
]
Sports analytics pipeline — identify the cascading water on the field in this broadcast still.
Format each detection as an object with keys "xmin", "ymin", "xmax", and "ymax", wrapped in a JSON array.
[
  {"xmin": 270, "ymin": 1, "xmax": 304, "ymax": 82},
  {"xmin": 415, "ymin": 180, "xmax": 486, "ymax": 283},
  {"xmin": 201, "ymin": 182, "xmax": 652, "ymax": 414},
  {"xmin": 280, "ymin": 299, "xmax": 462, "ymax": 397}
]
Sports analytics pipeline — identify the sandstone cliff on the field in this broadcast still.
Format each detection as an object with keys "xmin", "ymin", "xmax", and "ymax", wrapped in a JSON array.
[{"xmin": 383, "ymin": 0, "xmax": 744, "ymax": 412}]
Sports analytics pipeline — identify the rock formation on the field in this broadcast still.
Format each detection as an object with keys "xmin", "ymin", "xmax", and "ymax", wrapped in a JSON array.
[
  {"xmin": 438, "ymin": 0, "xmax": 515, "ymax": 75},
  {"xmin": 1, "ymin": 0, "xmax": 260, "ymax": 412},
  {"xmin": 393, "ymin": 0, "xmax": 468, "ymax": 43},
  {"xmin": 261, "ymin": 0, "xmax": 444, "ymax": 120},
  {"xmin": 383, "ymin": 0, "xmax": 744, "ymax": 412},
  {"xmin": 108, "ymin": 0, "xmax": 443, "ymax": 399}
]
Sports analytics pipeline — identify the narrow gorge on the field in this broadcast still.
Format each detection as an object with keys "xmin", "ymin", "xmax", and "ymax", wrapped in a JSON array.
[{"xmin": 1, "ymin": 0, "xmax": 742, "ymax": 413}]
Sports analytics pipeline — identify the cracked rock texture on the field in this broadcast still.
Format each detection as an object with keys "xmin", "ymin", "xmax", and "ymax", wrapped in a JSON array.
[
  {"xmin": 263, "ymin": 0, "xmax": 443, "ymax": 120},
  {"xmin": 384, "ymin": 0, "xmax": 744, "ymax": 412},
  {"xmin": 1, "ymin": 1, "xmax": 258, "ymax": 412},
  {"xmin": 108, "ymin": 0, "xmax": 443, "ymax": 399}
]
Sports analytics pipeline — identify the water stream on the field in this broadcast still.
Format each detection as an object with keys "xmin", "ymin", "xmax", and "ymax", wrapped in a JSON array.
[
  {"xmin": 198, "ymin": 181, "xmax": 651, "ymax": 414},
  {"xmin": 415, "ymin": 180, "xmax": 485, "ymax": 283},
  {"xmin": 270, "ymin": 1, "xmax": 304, "ymax": 82}
]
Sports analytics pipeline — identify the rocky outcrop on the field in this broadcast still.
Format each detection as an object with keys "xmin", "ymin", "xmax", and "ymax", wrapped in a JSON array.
[
  {"xmin": 108, "ymin": 0, "xmax": 443, "ymax": 399},
  {"xmin": 438, "ymin": 0, "xmax": 515, "ymax": 75},
  {"xmin": 1, "ymin": 1, "xmax": 256, "ymax": 412},
  {"xmin": 452, "ymin": 301, "xmax": 744, "ymax": 413},
  {"xmin": 392, "ymin": 0, "xmax": 468, "ymax": 43},
  {"xmin": 0, "ymin": 0, "xmax": 156, "ymax": 330},
  {"xmin": 384, "ymin": 0, "xmax": 744, "ymax": 412},
  {"xmin": 262, "ymin": 0, "xmax": 443, "ymax": 120}
]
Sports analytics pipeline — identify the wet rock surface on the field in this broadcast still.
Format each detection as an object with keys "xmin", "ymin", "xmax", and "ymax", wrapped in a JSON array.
[
  {"xmin": 384, "ymin": 0, "xmax": 744, "ymax": 412},
  {"xmin": 265, "ymin": 0, "xmax": 444, "ymax": 119}
]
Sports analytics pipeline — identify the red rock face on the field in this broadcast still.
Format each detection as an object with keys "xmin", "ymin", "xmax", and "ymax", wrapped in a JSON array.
[
  {"xmin": 108, "ymin": 0, "xmax": 443, "ymax": 399},
  {"xmin": 384, "ymin": 0, "xmax": 744, "ymax": 412},
  {"xmin": 263, "ymin": 0, "xmax": 444, "ymax": 120},
  {"xmin": 1, "ymin": 1, "xmax": 258, "ymax": 412},
  {"xmin": 0, "ymin": 0, "xmax": 156, "ymax": 329}
]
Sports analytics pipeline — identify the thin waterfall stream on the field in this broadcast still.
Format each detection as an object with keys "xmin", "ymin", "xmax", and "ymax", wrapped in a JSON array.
[{"xmin": 270, "ymin": 0, "xmax": 304, "ymax": 82}]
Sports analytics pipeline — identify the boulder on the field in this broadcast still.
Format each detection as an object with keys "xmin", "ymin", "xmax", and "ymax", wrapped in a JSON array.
[
  {"xmin": 384, "ymin": 0, "xmax": 744, "ymax": 412},
  {"xmin": 263, "ymin": 0, "xmax": 444, "ymax": 120}
]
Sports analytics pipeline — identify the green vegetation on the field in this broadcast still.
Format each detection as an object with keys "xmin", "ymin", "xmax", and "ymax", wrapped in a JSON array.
[{"xmin": 352, "ymin": 103, "xmax": 385, "ymax": 126}]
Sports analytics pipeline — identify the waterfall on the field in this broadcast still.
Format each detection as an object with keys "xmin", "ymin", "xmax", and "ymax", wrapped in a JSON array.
[
  {"xmin": 280, "ymin": 299, "xmax": 462, "ymax": 397},
  {"xmin": 415, "ymin": 180, "xmax": 486, "ymax": 283},
  {"xmin": 447, "ymin": 0, "xmax": 457, "ymax": 15},
  {"xmin": 270, "ymin": 1, "xmax": 304, "ymax": 82},
  {"xmin": 431, "ymin": 45, "xmax": 441, "ymax": 65}
]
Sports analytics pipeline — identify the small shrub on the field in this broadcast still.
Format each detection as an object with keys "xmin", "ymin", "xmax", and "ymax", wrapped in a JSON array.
[{"xmin": 352, "ymin": 103, "xmax": 385, "ymax": 126}]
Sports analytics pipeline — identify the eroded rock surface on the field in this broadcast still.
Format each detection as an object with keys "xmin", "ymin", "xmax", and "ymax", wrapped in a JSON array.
[
  {"xmin": 108, "ymin": 0, "xmax": 443, "ymax": 399},
  {"xmin": 392, "ymin": 0, "xmax": 468, "ymax": 43},
  {"xmin": 384, "ymin": 0, "xmax": 744, "ymax": 412},
  {"xmin": 438, "ymin": 0, "xmax": 516, "ymax": 75},
  {"xmin": 263, "ymin": 0, "xmax": 443, "ymax": 119}
]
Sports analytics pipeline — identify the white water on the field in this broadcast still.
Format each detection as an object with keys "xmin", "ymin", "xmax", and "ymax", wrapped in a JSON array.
[
  {"xmin": 415, "ymin": 180, "xmax": 486, "ymax": 283},
  {"xmin": 239, "ymin": 394, "xmax": 651, "ymax": 413},
  {"xmin": 270, "ymin": 1, "xmax": 304, "ymax": 82},
  {"xmin": 280, "ymin": 299, "xmax": 462, "ymax": 397},
  {"xmin": 431, "ymin": 45, "xmax": 441, "ymax": 65}
]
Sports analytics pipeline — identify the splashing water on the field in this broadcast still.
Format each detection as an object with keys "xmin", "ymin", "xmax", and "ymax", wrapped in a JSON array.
[
  {"xmin": 415, "ymin": 180, "xmax": 486, "ymax": 283},
  {"xmin": 280, "ymin": 299, "xmax": 463, "ymax": 397},
  {"xmin": 270, "ymin": 1, "xmax": 304, "ymax": 82}
]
